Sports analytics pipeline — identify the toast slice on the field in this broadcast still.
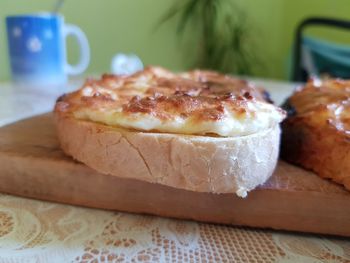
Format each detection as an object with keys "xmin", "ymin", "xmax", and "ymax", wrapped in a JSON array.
[
  {"xmin": 54, "ymin": 66, "xmax": 285, "ymax": 197},
  {"xmin": 281, "ymin": 79, "xmax": 350, "ymax": 191}
]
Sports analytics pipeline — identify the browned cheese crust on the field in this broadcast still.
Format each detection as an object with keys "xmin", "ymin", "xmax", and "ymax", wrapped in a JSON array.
[
  {"xmin": 281, "ymin": 79, "xmax": 350, "ymax": 191},
  {"xmin": 55, "ymin": 66, "xmax": 270, "ymax": 125}
]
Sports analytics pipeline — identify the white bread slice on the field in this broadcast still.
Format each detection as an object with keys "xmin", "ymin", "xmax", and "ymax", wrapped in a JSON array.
[{"xmin": 55, "ymin": 113, "xmax": 281, "ymax": 197}]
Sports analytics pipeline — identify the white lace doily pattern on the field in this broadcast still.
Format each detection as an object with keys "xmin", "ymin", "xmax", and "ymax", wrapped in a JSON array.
[{"xmin": 0, "ymin": 193, "xmax": 349, "ymax": 263}]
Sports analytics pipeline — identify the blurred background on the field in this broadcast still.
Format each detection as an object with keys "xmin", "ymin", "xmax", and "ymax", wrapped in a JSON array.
[{"xmin": 1, "ymin": 0, "xmax": 350, "ymax": 81}]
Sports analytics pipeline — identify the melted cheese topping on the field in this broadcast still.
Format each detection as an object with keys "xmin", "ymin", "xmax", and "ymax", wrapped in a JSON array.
[
  {"xmin": 56, "ymin": 66, "xmax": 286, "ymax": 137},
  {"xmin": 288, "ymin": 79, "xmax": 350, "ymax": 134}
]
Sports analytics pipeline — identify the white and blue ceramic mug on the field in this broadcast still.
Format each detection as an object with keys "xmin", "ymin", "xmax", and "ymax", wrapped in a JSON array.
[{"xmin": 6, "ymin": 13, "xmax": 90, "ymax": 85}]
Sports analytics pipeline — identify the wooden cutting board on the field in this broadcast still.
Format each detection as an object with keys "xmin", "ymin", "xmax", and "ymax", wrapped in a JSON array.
[{"xmin": 0, "ymin": 114, "xmax": 349, "ymax": 237}]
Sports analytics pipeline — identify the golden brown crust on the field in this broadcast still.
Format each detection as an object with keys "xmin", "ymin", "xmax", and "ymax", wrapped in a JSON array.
[
  {"xmin": 55, "ymin": 66, "xmax": 274, "ymax": 124},
  {"xmin": 281, "ymin": 79, "xmax": 350, "ymax": 191}
]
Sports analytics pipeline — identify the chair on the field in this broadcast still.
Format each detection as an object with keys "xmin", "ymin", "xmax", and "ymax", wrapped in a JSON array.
[{"xmin": 292, "ymin": 17, "xmax": 350, "ymax": 82}]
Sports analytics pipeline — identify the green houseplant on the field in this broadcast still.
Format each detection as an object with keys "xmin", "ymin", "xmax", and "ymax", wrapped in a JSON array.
[{"xmin": 159, "ymin": 0, "xmax": 258, "ymax": 75}]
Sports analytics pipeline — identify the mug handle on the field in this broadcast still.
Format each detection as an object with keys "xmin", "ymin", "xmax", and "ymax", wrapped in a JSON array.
[{"xmin": 63, "ymin": 24, "xmax": 90, "ymax": 75}]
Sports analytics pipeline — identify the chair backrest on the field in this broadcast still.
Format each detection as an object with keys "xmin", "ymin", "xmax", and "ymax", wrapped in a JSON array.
[{"xmin": 292, "ymin": 17, "xmax": 350, "ymax": 82}]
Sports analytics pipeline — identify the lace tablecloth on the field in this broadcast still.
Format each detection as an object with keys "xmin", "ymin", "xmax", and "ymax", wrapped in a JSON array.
[
  {"xmin": 0, "ymin": 80, "xmax": 349, "ymax": 262},
  {"xmin": 0, "ymin": 193, "xmax": 349, "ymax": 262}
]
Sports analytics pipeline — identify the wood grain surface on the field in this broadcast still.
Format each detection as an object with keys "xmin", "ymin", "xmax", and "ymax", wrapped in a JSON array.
[{"xmin": 0, "ymin": 114, "xmax": 349, "ymax": 236}]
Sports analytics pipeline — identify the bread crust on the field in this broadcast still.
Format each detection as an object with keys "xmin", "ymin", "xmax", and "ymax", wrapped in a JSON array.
[
  {"xmin": 55, "ymin": 112, "xmax": 281, "ymax": 196},
  {"xmin": 281, "ymin": 116, "xmax": 350, "ymax": 191}
]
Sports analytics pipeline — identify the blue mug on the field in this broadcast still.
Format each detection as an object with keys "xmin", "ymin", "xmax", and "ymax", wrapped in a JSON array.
[{"xmin": 6, "ymin": 13, "xmax": 90, "ymax": 85}]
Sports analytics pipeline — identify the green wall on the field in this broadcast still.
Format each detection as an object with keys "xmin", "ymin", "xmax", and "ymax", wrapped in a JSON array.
[
  {"xmin": 1, "ymin": 0, "xmax": 350, "ymax": 81},
  {"xmin": 239, "ymin": 0, "xmax": 350, "ymax": 79}
]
